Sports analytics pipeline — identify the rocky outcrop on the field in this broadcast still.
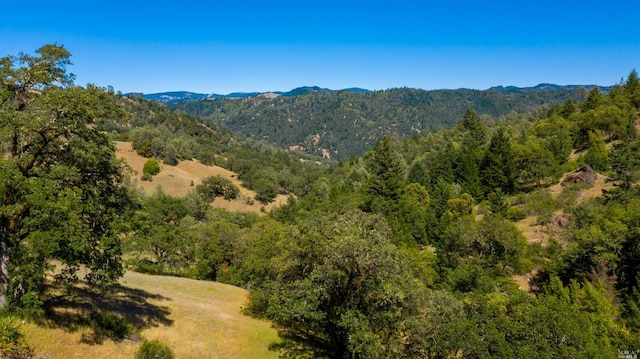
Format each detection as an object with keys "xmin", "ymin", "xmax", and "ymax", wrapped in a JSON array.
[{"xmin": 561, "ymin": 165, "xmax": 595, "ymax": 186}]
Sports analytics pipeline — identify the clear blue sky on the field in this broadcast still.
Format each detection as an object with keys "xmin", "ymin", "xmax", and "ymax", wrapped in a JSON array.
[{"xmin": 1, "ymin": 1, "xmax": 638, "ymax": 94}]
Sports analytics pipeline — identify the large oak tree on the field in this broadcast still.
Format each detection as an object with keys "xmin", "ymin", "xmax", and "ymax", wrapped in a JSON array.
[{"xmin": 0, "ymin": 45, "xmax": 133, "ymax": 310}]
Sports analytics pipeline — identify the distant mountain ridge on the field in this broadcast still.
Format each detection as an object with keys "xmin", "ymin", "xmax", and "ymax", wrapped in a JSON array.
[
  {"xmin": 488, "ymin": 83, "xmax": 611, "ymax": 94},
  {"xmin": 128, "ymin": 83, "xmax": 610, "ymax": 103},
  {"xmin": 126, "ymin": 86, "xmax": 372, "ymax": 103},
  {"xmin": 169, "ymin": 85, "xmax": 596, "ymax": 160}
]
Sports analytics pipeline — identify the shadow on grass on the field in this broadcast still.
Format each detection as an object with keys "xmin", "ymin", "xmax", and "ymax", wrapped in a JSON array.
[
  {"xmin": 268, "ymin": 328, "xmax": 332, "ymax": 359},
  {"xmin": 39, "ymin": 281, "xmax": 173, "ymax": 344}
]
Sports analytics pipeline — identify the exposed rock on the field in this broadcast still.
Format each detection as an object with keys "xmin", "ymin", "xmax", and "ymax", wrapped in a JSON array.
[
  {"xmin": 553, "ymin": 213, "xmax": 570, "ymax": 229},
  {"xmin": 561, "ymin": 164, "xmax": 595, "ymax": 186}
]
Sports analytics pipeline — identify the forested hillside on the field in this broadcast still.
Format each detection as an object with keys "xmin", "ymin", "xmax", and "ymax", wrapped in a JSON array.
[
  {"xmin": 125, "ymin": 70, "xmax": 640, "ymax": 357},
  {"xmin": 170, "ymin": 86, "xmax": 593, "ymax": 159},
  {"xmin": 220, "ymin": 71, "xmax": 640, "ymax": 357},
  {"xmin": 3, "ymin": 44, "xmax": 640, "ymax": 358},
  {"xmin": 98, "ymin": 94, "xmax": 330, "ymax": 202}
]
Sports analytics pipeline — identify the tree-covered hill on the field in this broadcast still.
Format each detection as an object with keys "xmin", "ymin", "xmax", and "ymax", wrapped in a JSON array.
[
  {"xmin": 5, "ymin": 44, "xmax": 640, "ymax": 359},
  {"xmin": 169, "ymin": 86, "xmax": 593, "ymax": 159},
  {"xmin": 98, "ymin": 94, "xmax": 330, "ymax": 202}
]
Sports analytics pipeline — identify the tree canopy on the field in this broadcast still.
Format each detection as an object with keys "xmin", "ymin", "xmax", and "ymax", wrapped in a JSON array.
[{"xmin": 0, "ymin": 44, "xmax": 134, "ymax": 311}]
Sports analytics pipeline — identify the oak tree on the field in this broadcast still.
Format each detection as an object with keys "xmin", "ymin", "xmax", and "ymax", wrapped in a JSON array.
[{"xmin": 0, "ymin": 45, "xmax": 132, "ymax": 310}]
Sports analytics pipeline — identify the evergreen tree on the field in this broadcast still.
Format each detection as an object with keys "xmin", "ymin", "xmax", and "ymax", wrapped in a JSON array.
[
  {"xmin": 623, "ymin": 69, "xmax": 640, "ymax": 109},
  {"xmin": 461, "ymin": 108, "xmax": 487, "ymax": 148},
  {"xmin": 480, "ymin": 128, "xmax": 516, "ymax": 194},
  {"xmin": 364, "ymin": 136, "xmax": 406, "ymax": 213},
  {"xmin": 428, "ymin": 140, "xmax": 456, "ymax": 190},
  {"xmin": 559, "ymin": 98, "xmax": 577, "ymax": 118},
  {"xmin": 581, "ymin": 86, "xmax": 606, "ymax": 112},
  {"xmin": 406, "ymin": 160, "xmax": 429, "ymax": 187},
  {"xmin": 584, "ymin": 130, "xmax": 609, "ymax": 172},
  {"xmin": 456, "ymin": 148, "xmax": 483, "ymax": 199},
  {"xmin": 608, "ymin": 121, "xmax": 640, "ymax": 198}
]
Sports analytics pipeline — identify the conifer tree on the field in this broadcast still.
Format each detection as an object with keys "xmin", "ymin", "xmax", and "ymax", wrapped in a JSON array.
[
  {"xmin": 480, "ymin": 128, "xmax": 516, "ymax": 194},
  {"xmin": 624, "ymin": 69, "xmax": 640, "ymax": 109},
  {"xmin": 364, "ymin": 136, "xmax": 406, "ymax": 213}
]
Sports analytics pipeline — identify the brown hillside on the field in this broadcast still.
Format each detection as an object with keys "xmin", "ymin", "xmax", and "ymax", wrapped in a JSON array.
[{"xmin": 114, "ymin": 141, "xmax": 288, "ymax": 214}]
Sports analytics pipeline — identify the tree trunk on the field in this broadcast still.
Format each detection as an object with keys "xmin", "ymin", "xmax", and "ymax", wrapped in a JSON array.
[{"xmin": 0, "ymin": 219, "xmax": 9, "ymax": 311}]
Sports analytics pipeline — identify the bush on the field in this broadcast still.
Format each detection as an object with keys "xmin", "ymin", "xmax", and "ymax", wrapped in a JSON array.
[
  {"xmin": 196, "ymin": 176, "xmax": 239, "ymax": 201},
  {"xmin": 90, "ymin": 311, "xmax": 132, "ymax": 341},
  {"xmin": 135, "ymin": 339, "xmax": 174, "ymax": 359},
  {"xmin": 505, "ymin": 206, "xmax": 527, "ymax": 222},
  {"xmin": 253, "ymin": 178, "xmax": 278, "ymax": 204},
  {"xmin": 0, "ymin": 316, "xmax": 33, "ymax": 359},
  {"xmin": 143, "ymin": 158, "xmax": 161, "ymax": 177}
]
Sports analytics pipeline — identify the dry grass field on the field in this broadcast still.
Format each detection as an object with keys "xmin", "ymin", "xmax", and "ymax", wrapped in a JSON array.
[
  {"xmin": 23, "ymin": 271, "xmax": 282, "ymax": 358},
  {"xmin": 114, "ymin": 141, "xmax": 288, "ymax": 214}
]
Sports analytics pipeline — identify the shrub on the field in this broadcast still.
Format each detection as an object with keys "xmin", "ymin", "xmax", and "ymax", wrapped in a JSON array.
[
  {"xmin": 505, "ymin": 206, "xmax": 527, "ymax": 222},
  {"xmin": 0, "ymin": 316, "xmax": 33, "ymax": 359},
  {"xmin": 143, "ymin": 158, "xmax": 161, "ymax": 177},
  {"xmin": 90, "ymin": 311, "xmax": 132, "ymax": 341},
  {"xmin": 196, "ymin": 176, "xmax": 239, "ymax": 201},
  {"xmin": 253, "ymin": 178, "xmax": 278, "ymax": 204},
  {"xmin": 135, "ymin": 339, "xmax": 174, "ymax": 359}
]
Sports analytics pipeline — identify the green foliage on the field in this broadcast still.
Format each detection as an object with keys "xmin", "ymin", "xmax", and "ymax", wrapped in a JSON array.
[
  {"xmin": 253, "ymin": 178, "xmax": 278, "ymax": 204},
  {"xmin": 363, "ymin": 136, "xmax": 407, "ymax": 214},
  {"xmin": 0, "ymin": 44, "xmax": 134, "ymax": 310},
  {"xmin": 6, "ymin": 46, "xmax": 639, "ymax": 357},
  {"xmin": 523, "ymin": 190, "xmax": 558, "ymax": 224},
  {"xmin": 607, "ymin": 121, "xmax": 640, "ymax": 199},
  {"xmin": 245, "ymin": 211, "xmax": 427, "ymax": 358},
  {"xmin": 196, "ymin": 175, "xmax": 239, "ymax": 201},
  {"xmin": 513, "ymin": 138, "xmax": 556, "ymax": 189},
  {"xmin": 623, "ymin": 69, "xmax": 640, "ymax": 109},
  {"xmin": 505, "ymin": 206, "xmax": 527, "ymax": 222},
  {"xmin": 581, "ymin": 86, "xmax": 606, "ymax": 112},
  {"xmin": 0, "ymin": 316, "xmax": 33, "ymax": 359},
  {"xmin": 481, "ymin": 127, "xmax": 516, "ymax": 194},
  {"xmin": 461, "ymin": 108, "xmax": 488, "ymax": 148},
  {"xmin": 583, "ymin": 130, "xmax": 609, "ymax": 171},
  {"xmin": 487, "ymin": 189, "xmax": 509, "ymax": 217},
  {"xmin": 135, "ymin": 339, "xmax": 174, "ymax": 359},
  {"xmin": 142, "ymin": 158, "xmax": 161, "ymax": 177},
  {"xmin": 170, "ymin": 87, "xmax": 588, "ymax": 160},
  {"xmin": 89, "ymin": 311, "xmax": 133, "ymax": 342}
]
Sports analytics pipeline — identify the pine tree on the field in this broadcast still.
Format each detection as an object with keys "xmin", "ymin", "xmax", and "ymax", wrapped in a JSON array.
[
  {"xmin": 581, "ymin": 86, "xmax": 606, "ymax": 112},
  {"xmin": 623, "ymin": 69, "xmax": 640, "ymax": 109},
  {"xmin": 461, "ymin": 108, "xmax": 487, "ymax": 148},
  {"xmin": 364, "ymin": 136, "xmax": 407, "ymax": 213},
  {"xmin": 480, "ymin": 128, "xmax": 516, "ymax": 194}
]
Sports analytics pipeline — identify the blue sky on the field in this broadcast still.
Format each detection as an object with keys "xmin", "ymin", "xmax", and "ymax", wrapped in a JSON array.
[{"xmin": 1, "ymin": 1, "xmax": 638, "ymax": 94}]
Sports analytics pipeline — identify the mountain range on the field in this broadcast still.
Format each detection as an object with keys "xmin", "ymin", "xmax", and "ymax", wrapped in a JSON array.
[
  {"xmin": 128, "ymin": 84, "xmax": 609, "ymax": 103},
  {"xmin": 126, "ymin": 86, "xmax": 371, "ymax": 103}
]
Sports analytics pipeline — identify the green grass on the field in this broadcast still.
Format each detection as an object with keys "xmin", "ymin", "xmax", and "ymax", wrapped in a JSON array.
[{"xmin": 23, "ymin": 271, "xmax": 282, "ymax": 358}]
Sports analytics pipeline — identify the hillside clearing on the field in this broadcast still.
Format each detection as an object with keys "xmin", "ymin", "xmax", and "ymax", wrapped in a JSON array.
[
  {"xmin": 23, "ymin": 271, "xmax": 281, "ymax": 358},
  {"xmin": 114, "ymin": 141, "xmax": 288, "ymax": 214}
]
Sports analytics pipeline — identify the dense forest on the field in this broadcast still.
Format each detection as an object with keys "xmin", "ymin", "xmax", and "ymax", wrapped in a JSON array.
[
  {"xmin": 170, "ymin": 86, "xmax": 592, "ymax": 159},
  {"xmin": 2, "ymin": 45, "xmax": 640, "ymax": 358}
]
